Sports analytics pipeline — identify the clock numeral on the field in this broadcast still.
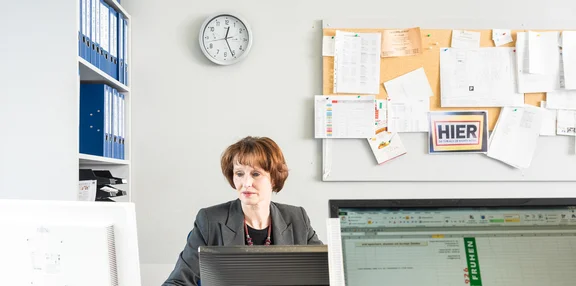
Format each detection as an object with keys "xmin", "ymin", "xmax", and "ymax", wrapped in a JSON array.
[
  {"xmin": 205, "ymin": 36, "xmax": 209, "ymax": 40},
  {"xmin": 243, "ymin": 38, "xmax": 248, "ymax": 42},
  {"xmin": 239, "ymin": 45, "xmax": 243, "ymax": 51},
  {"xmin": 234, "ymin": 22, "xmax": 236, "ymax": 27},
  {"xmin": 224, "ymin": 52, "xmax": 228, "ymax": 57},
  {"xmin": 225, "ymin": 20, "xmax": 229, "ymax": 25},
  {"xmin": 217, "ymin": 49, "xmax": 220, "ymax": 54},
  {"xmin": 210, "ymin": 27, "xmax": 214, "ymax": 32},
  {"xmin": 209, "ymin": 43, "xmax": 213, "ymax": 49},
  {"xmin": 239, "ymin": 28, "xmax": 243, "ymax": 34},
  {"xmin": 216, "ymin": 21, "xmax": 220, "ymax": 26}
]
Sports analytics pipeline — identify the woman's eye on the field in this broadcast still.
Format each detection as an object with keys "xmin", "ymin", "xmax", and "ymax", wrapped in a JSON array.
[
  {"xmin": 252, "ymin": 172, "xmax": 260, "ymax": 177},
  {"xmin": 235, "ymin": 172, "xmax": 244, "ymax": 177}
]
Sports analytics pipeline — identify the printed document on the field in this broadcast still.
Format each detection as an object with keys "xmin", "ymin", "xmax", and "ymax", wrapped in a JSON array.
[
  {"xmin": 557, "ymin": 109, "xmax": 576, "ymax": 136},
  {"xmin": 487, "ymin": 106, "xmax": 544, "ymax": 169},
  {"xmin": 539, "ymin": 101, "xmax": 558, "ymax": 136},
  {"xmin": 314, "ymin": 95, "xmax": 375, "ymax": 138},
  {"xmin": 381, "ymin": 27, "xmax": 423, "ymax": 57},
  {"xmin": 387, "ymin": 97, "xmax": 430, "ymax": 132},
  {"xmin": 546, "ymin": 90, "xmax": 576, "ymax": 110},
  {"xmin": 333, "ymin": 31, "xmax": 381, "ymax": 94},
  {"xmin": 440, "ymin": 47, "xmax": 523, "ymax": 107},
  {"xmin": 326, "ymin": 218, "xmax": 345, "ymax": 286},
  {"xmin": 384, "ymin": 67, "xmax": 433, "ymax": 99},
  {"xmin": 516, "ymin": 32, "xmax": 561, "ymax": 93},
  {"xmin": 451, "ymin": 30, "xmax": 481, "ymax": 49},
  {"xmin": 562, "ymin": 31, "xmax": 576, "ymax": 89}
]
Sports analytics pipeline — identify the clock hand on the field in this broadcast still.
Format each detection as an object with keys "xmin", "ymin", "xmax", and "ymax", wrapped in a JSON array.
[{"xmin": 225, "ymin": 38, "xmax": 234, "ymax": 56}]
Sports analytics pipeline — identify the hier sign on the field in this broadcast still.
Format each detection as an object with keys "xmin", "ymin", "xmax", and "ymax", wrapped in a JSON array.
[{"xmin": 428, "ymin": 111, "xmax": 488, "ymax": 154}]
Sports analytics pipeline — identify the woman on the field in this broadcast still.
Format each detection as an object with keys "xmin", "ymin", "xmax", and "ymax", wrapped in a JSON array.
[{"xmin": 162, "ymin": 136, "xmax": 323, "ymax": 286}]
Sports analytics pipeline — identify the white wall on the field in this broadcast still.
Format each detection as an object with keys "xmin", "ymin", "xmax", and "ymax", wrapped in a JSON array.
[
  {"xmin": 0, "ymin": 0, "xmax": 78, "ymax": 200},
  {"xmin": 123, "ymin": 0, "xmax": 576, "ymax": 284}
]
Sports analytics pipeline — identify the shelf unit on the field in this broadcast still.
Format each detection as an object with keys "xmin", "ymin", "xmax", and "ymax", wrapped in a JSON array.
[{"xmin": 78, "ymin": 0, "xmax": 132, "ymax": 202}]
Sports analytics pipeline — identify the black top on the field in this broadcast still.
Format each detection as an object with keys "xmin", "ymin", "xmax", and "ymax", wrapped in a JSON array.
[{"xmin": 246, "ymin": 224, "xmax": 273, "ymax": 245}]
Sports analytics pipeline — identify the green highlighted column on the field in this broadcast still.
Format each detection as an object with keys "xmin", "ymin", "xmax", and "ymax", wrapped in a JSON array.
[{"xmin": 464, "ymin": 237, "xmax": 483, "ymax": 286}]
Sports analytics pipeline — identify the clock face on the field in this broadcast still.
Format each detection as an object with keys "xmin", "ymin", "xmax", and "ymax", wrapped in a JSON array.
[{"xmin": 199, "ymin": 14, "xmax": 252, "ymax": 65}]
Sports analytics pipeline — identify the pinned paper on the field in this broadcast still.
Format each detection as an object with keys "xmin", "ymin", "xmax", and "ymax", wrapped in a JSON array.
[
  {"xmin": 314, "ymin": 95, "xmax": 376, "ymax": 138},
  {"xmin": 381, "ymin": 27, "xmax": 423, "ymax": 57},
  {"xmin": 383, "ymin": 67, "xmax": 433, "ymax": 99},
  {"xmin": 539, "ymin": 101, "xmax": 557, "ymax": 136},
  {"xmin": 493, "ymin": 29, "xmax": 513, "ymax": 46},
  {"xmin": 451, "ymin": 30, "xmax": 481, "ymax": 49},
  {"xmin": 322, "ymin": 36, "xmax": 335, "ymax": 57},
  {"xmin": 367, "ymin": 131, "xmax": 407, "ymax": 164}
]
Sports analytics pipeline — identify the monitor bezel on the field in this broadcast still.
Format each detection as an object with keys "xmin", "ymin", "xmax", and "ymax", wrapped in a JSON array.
[{"xmin": 329, "ymin": 198, "xmax": 576, "ymax": 218}]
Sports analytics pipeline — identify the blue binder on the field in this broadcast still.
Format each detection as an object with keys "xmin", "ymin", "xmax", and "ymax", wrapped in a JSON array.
[
  {"xmin": 80, "ymin": 84, "xmax": 110, "ymax": 157},
  {"xmin": 79, "ymin": 0, "xmax": 83, "ymax": 58},
  {"xmin": 101, "ymin": 0, "xmax": 111, "ymax": 76},
  {"xmin": 110, "ymin": 8, "xmax": 118, "ymax": 80},
  {"xmin": 118, "ymin": 13, "xmax": 124, "ymax": 84},
  {"xmin": 123, "ymin": 18, "xmax": 128, "ymax": 86},
  {"xmin": 120, "ymin": 93, "xmax": 125, "ymax": 159}
]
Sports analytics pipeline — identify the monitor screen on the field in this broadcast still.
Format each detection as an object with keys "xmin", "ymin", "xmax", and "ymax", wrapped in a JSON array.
[
  {"xmin": 330, "ymin": 199, "xmax": 576, "ymax": 286},
  {"xmin": 199, "ymin": 245, "xmax": 329, "ymax": 286}
]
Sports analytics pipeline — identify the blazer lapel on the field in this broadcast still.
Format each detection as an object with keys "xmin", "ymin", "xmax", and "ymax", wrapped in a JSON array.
[
  {"xmin": 271, "ymin": 202, "xmax": 294, "ymax": 245},
  {"xmin": 222, "ymin": 199, "xmax": 245, "ymax": 246}
]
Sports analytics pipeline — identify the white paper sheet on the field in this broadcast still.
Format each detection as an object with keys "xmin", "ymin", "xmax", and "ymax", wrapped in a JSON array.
[
  {"xmin": 557, "ymin": 109, "xmax": 576, "ymax": 136},
  {"xmin": 493, "ymin": 29, "xmax": 513, "ymax": 46},
  {"xmin": 326, "ymin": 218, "xmax": 345, "ymax": 286},
  {"xmin": 367, "ymin": 131, "xmax": 407, "ymax": 164},
  {"xmin": 322, "ymin": 36, "xmax": 335, "ymax": 57},
  {"xmin": 516, "ymin": 32, "xmax": 562, "ymax": 93},
  {"xmin": 528, "ymin": 31, "xmax": 545, "ymax": 74},
  {"xmin": 333, "ymin": 31, "xmax": 381, "ymax": 94},
  {"xmin": 383, "ymin": 67, "xmax": 433, "ymax": 99},
  {"xmin": 540, "ymin": 101, "xmax": 557, "ymax": 136},
  {"xmin": 451, "ymin": 30, "xmax": 481, "ymax": 49},
  {"xmin": 546, "ymin": 90, "xmax": 576, "ymax": 110},
  {"xmin": 440, "ymin": 47, "xmax": 523, "ymax": 107},
  {"xmin": 487, "ymin": 106, "xmax": 543, "ymax": 169},
  {"xmin": 562, "ymin": 31, "xmax": 576, "ymax": 89},
  {"xmin": 387, "ymin": 97, "xmax": 430, "ymax": 132},
  {"xmin": 314, "ymin": 95, "xmax": 375, "ymax": 138}
]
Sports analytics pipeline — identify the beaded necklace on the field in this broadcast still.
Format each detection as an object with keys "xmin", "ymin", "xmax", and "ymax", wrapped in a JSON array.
[{"xmin": 244, "ymin": 218, "xmax": 272, "ymax": 246}]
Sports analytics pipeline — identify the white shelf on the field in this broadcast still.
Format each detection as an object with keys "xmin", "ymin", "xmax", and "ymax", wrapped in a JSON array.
[
  {"xmin": 78, "ymin": 57, "xmax": 130, "ymax": 92},
  {"xmin": 103, "ymin": 0, "xmax": 131, "ymax": 19},
  {"xmin": 79, "ymin": 153, "xmax": 130, "ymax": 165}
]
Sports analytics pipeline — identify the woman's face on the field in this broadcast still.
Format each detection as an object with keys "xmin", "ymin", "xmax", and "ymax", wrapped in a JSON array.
[{"xmin": 233, "ymin": 162, "xmax": 274, "ymax": 206}]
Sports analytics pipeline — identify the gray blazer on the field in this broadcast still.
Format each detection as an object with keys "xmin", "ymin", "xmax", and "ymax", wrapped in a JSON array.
[{"xmin": 162, "ymin": 199, "xmax": 323, "ymax": 286}]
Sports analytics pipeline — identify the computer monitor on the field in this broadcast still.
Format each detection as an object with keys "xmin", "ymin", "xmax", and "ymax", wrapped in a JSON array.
[
  {"xmin": 0, "ymin": 199, "xmax": 142, "ymax": 286},
  {"xmin": 198, "ymin": 245, "xmax": 329, "ymax": 286},
  {"xmin": 329, "ymin": 198, "xmax": 576, "ymax": 286}
]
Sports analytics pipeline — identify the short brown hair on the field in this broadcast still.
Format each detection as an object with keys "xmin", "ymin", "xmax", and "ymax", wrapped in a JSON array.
[{"xmin": 221, "ymin": 136, "xmax": 289, "ymax": 193}]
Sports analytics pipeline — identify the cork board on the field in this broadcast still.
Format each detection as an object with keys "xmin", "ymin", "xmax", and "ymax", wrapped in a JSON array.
[{"xmin": 322, "ymin": 28, "xmax": 546, "ymax": 131}]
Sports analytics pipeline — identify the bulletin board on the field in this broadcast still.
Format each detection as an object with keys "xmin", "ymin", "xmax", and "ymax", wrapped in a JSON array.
[{"xmin": 321, "ymin": 19, "xmax": 576, "ymax": 182}]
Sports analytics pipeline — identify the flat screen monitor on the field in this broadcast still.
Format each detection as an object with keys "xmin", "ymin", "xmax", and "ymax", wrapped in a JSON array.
[
  {"xmin": 199, "ymin": 245, "xmax": 329, "ymax": 286},
  {"xmin": 329, "ymin": 198, "xmax": 576, "ymax": 286},
  {"xmin": 0, "ymin": 199, "xmax": 142, "ymax": 286}
]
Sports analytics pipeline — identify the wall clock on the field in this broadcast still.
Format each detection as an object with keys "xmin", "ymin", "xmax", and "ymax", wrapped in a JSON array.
[{"xmin": 199, "ymin": 13, "xmax": 253, "ymax": 65}]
